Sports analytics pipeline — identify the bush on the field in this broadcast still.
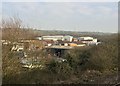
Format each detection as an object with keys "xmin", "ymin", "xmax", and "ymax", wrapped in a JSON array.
[
  {"xmin": 87, "ymin": 44, "xmax": 118, "ymax": 71},
  {"xmin": 64, "ymin": 35, "xmax": 118, "ymax": 72},
  {"xmin": 46, "ymin": 59, "xmax": 73, "ymax": 81},
  {"xmin": 64, "ymin": 47, "xmax": 91, "ymax": 71},
  {"xmin": 85, "ymin": 35, "xmax": 118, "ymax": 71}
]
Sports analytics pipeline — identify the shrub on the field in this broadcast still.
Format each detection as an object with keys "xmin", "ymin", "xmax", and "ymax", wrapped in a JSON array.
[
  {"xmin": 46, "ymin": 59, "xmax": 73, "ymax": 80},
  {"xmin": 64, "ymin": 47, "xmax": 91, "ymax": 71}
]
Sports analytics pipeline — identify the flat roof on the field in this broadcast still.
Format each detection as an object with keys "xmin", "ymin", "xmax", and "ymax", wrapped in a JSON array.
[{"xmin": 45, "ymin": 45, "xmax": 73, "ymax": 50}]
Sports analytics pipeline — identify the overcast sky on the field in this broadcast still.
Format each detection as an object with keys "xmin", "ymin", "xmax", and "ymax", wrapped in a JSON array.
[{"xmin": 2, "ymin": 0, "xmax": 118, "ymax": 33}]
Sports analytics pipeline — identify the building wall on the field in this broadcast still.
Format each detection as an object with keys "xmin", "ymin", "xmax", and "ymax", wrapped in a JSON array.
[
  {"xmin": 40, "ymin": 35, "xmax": 73, "ymax": 42},
  {"xmin": 77, "ymin": 44, "xmax": 86, "ymax": 47},
  {"xmin": 69, "ymin": 43, "xmax": 77, "ymax": 47},
  {"xmin": 42, "ymin": 36, "xmax": 64, "ymax": 41},
  {"xmin": 93, "ymin": 39, "xmax": 97, "ymax": 42},
  {"xmin": 79, "ymin": 37, "xmax": 94, "ymax": 41},
  {"xmin": 63, "ymin": 36, "xmax": 73, "ymax": 42}
]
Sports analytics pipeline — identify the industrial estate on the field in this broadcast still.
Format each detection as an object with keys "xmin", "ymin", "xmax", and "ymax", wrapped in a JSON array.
[
  {"xmin": 2, "ymin": 35, "xmax": 101, "ymax": 69},
  {"xmin": 2, "ymin": 26, "xmax": 118, "ymax": 84}
]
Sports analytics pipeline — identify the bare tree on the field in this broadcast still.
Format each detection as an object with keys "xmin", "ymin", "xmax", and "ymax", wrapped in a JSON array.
[
  {"xmin": 2, "ymin": 16, "xmax": 24, "ymax": 41},
  {"xmin": 2, "ymin": 16, "xmax": 38, "ymax": 41}
]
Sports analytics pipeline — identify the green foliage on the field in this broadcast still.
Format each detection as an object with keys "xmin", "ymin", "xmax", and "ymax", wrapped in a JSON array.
[
  {"xmin": 87, "ymin": 43, "xmax": 118, "ymax": 71},
  {"xmin": 64, "ymin": 34, "xmax": 118, "ymax": 72},
  {"xmin": 64, "ymin": 47, "xmax": 91, "ymax": 71},
  {"xmin": 46, "ymin": 59, "xmax": 73, "ymax": 80}
]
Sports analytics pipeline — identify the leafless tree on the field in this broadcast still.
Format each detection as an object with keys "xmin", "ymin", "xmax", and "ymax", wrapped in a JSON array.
[
  {"xmin": 2, "ymin": 16, "xmax": 23, "ymax": 41},
  {"xmin": 2, "ymin": 16, "xmax": 37, "ymax": 41}
]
